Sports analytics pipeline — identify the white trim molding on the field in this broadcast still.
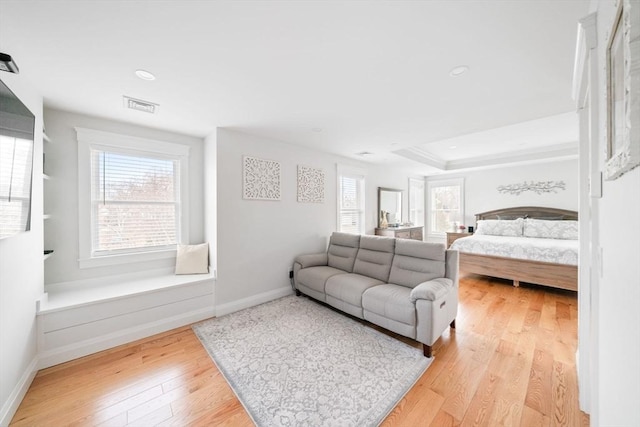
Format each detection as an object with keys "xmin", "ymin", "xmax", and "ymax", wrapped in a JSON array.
[
  {"xmin": 573, "ymin": 10, "xmax": 599, "ymax": 416},
  {"xmin": 215, "ymin": 286, "xmax": 292, "ymax": 317},
  {"xmin": 0, "ymin": 356, "xmax": 38, "ymax": 427}
]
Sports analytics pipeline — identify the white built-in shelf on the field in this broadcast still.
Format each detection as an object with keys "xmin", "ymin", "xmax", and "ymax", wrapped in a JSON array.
[
  {"xmin": 43, "ymin": 214, "xmax": 52, "ymax": 220},
  {"xmin": 43, "ymin": 132, "xmax": 51, "ymax": 143},
  {"xmin": 44, "ymin": 252, "xmax": 54, "ymax": 261},
  {"xmin": 43, "ymin": 173, "xmax": 51, "ymax": 180}
]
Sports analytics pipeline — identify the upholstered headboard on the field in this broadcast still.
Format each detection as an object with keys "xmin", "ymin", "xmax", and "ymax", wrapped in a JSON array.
[{"xmin": 475, "ymin": 206, "xmax": 578, "ymax": 223}]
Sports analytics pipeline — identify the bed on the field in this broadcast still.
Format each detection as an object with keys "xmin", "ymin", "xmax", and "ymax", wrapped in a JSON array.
[{"xmin": 450, "ymin": 206, "xmax": 578, "ymax": 292}]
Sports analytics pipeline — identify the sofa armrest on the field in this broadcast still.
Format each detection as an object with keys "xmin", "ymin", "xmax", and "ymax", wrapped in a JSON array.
[
  {"xmin": 409, "ymin": 278, "xmax": 453, "ymax": 302},
  {"xmin": 445, "ymin": 249, "xmax": 459, "ymax": 288},
  {"xmin": 294, "ymin": 253, "xmax": 328, "ymax": 268}
]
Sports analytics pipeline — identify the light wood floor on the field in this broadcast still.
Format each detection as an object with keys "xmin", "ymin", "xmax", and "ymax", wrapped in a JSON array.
[{"xmin": 11, "ymin": 275, "xmax": 589, "ymax": 426}]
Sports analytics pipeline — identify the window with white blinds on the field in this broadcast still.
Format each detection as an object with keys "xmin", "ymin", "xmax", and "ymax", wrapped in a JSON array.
[
  {"xmin": 90, "ymin": 149, "xmax": 180, "ymax": 254},
  {"xmin": 338, "ymin": 172, "xmax": 365, "ymax": 234},
  {"xmin": 76, "ymin": 127, "xmax": 189, "ymax": 268}
]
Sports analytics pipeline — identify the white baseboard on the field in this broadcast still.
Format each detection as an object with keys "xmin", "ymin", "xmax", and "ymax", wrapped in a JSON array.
[
  {"xmin": 0, "ymin": 356, "xmax": 38, "ymax": 427},
  {"xmin": 216, "ymin": 286, "xmax": 293, "ymax": 317},
  {"xmin": 38, "ymin": 306, "xmax": 214, "ymax": 369}
]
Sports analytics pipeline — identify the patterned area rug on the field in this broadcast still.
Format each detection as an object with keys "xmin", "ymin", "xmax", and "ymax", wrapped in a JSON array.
[{"xmin": 193, "ymin": 295, "xmax": 432, "ymax": 426}]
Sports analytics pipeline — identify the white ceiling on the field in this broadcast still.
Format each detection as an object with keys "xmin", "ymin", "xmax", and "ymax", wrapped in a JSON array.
[{"xmin": 0, "ymin": 0, "xmax": 589, "ymax": 174}]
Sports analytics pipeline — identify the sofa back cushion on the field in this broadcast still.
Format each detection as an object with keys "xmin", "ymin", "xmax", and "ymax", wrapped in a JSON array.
[
  {"xmin": 353, "ymin": 235, "xmax": 396, "ymax": 282},
  {"xmin": 327, "ymin": 232, "xmax": 361, "ymax": 272},
  {"xmin": 388, "ymin": 240, "xmax": 446, "ymax": 288}
]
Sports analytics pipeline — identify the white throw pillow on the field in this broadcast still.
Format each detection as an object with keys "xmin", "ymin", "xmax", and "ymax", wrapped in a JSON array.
[
  {"xmin": 475, "ymin": 218, "xmax": 524, "ymax": 237},
  {"xmin": 175, "ymin": 243, "xmax": 209, "ymax": 274},
  {"xmin": 523, "ymin": 219, "xmax": 578, "ymax": 240}
]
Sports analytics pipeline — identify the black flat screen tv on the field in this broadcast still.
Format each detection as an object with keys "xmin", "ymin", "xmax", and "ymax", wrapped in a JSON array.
[{"xmin": 0, "ymin": 78, "xmax": 35, "ymax": 239}]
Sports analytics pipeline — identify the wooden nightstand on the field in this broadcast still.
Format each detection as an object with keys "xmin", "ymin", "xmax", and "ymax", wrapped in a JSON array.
[{"xmin": 446, "ymin": 232, "xmax": 473, "ymax": 248}]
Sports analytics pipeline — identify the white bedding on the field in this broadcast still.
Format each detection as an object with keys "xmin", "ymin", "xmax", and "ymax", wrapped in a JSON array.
[{"xmin": 450, "ymin": 234, "xmax": 578, "ymax": 266}]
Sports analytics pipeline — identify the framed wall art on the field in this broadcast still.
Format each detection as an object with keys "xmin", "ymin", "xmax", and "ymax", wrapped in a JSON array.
[
  {"xmin": 605, "ymin": 0, "xmax": 640, "ymax": 180},
  {"xmin": 242, "ymin": 156, "xmax": 281, "ymax": 200},
  {"xmin": 297, "ymin": 165, "xmax": 325, "ymax": 203}
]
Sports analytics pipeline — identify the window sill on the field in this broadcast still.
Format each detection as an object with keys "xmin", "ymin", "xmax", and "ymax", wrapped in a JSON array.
[{"xmin": 78, "ymin": 248, "xmax": 177, "ymax": 269}]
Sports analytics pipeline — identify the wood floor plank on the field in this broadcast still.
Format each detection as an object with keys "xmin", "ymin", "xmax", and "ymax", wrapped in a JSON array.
[
  {"xmin": 520, "ymin": 405, "xmax": 551, "ymax": 427},
  {"xmin": 382, "ymin": 385, "xmax": 444, "ymax": 427},
  {"xmin": 439, "ymin": 358, "xmax": 487, "ymax": 420},
  {"xmin": 10, "ymin": 277, "xmax": 589, "ymax": 426},
  {"xmin": 524, "ymin": 348, "xmax": 553, "ymax": 416},
  {"xmin": 459, "ymin": 372, "xmax": 501, "ymax": 427},
  {"xmin": 128, "ymin": 404, "xmax": 173, "ymax": 427}
]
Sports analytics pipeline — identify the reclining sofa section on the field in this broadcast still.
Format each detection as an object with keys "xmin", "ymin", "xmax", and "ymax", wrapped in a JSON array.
[{"xmin": 293, "ymin": 232, "xmax": 459, "ymax": 357}]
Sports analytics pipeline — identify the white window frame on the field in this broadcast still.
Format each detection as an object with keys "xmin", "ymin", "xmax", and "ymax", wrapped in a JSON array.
[
  {"xmin": 336, "ymin": 164, "xmax": 366, "ymax": 234},
  {"xmin": 426, "ymin": 177, "xmax": 464, "ymax": 239},
  {"xmin": 76, "ymin": 127, "xmax": 190, "ymax": 269},
  {"xmin": 408, "ymin": 177, "xmax": 425, "ymax": 227}
]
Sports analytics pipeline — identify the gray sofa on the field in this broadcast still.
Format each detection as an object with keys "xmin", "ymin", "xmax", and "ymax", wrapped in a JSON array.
[{"xmin": 293, "ymin": 232, "xmax": 459, "ymax": 357}]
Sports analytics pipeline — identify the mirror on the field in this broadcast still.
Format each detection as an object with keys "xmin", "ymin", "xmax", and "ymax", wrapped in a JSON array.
[{"xmin": 378, "ymin": 187, "xmax": 402, "ymax": 228}]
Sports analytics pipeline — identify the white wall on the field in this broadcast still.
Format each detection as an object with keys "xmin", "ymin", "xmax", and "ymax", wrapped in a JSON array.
[
  {"xmin": 591, "ymin": 0, "xmax": 640, "ymax": 424},
  {"xmin": 215, "ymin": 128, "xmax": 416, "ymax": 310},
  {"xmin": 426, "ymin": 158, "xmax": 579, "ymax": 241},
  {"xmin": 465, "ymin": 159, "xmax": 579, "ymax": 224},
  {"xmin": 0, "ymin": 75, "xmax": 43, "ymax": 425},
  {"xmin": 42, "ymin": 108, "xmax": 205, "ymax": 285}
]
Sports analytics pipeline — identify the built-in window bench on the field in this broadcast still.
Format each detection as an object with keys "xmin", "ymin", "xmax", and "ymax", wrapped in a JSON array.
[{"xmin": 37, "ymin": 269, "xmax": 215, "ymax": 369}]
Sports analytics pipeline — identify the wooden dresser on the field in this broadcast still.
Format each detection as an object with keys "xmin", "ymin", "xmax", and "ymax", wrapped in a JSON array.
[
  {"xmin": 446, "ymin": 231, "xmax": 473, "ymax": 248},
  {"xmin": 375, "ymin": 226, "xmax": 424, "ymax": 241}
]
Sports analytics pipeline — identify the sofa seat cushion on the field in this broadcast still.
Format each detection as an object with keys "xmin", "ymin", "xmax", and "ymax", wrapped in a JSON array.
[
  {"xmin": 362, "ymin": 284, "xmax": 416, "ymax": 326},
  {"xmin": 325, "ymin": 273, "xmax": 384, "ymax": 308},
  {"xmin": 297, "ymin": 266, "xmax": 346, "ymax": 294}
]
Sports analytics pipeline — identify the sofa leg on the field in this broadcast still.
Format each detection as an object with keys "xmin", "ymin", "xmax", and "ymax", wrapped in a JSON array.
[
  {"xmin": 450, "ymin": 319, "xmax": 456, "ymax": 329},
  {"xmin": 423, "ymin": 344, "xmax": 432, "ymax": 358},
  {"xmin": 295, "ymin": 289, "xmax": 302, "ymax": 297}
]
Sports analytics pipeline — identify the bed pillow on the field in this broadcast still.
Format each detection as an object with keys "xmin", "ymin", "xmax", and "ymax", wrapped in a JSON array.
[
  {"xmin": 475, "ymin": 218, "xmax": 524, "ymax": 237},
  {"xmin": 523, "ymin": 219, "xmax": 578, "ymax": 240},
  {"xmin": 175, "ymin": 243, "xmax": 209, "ymax": 274}
]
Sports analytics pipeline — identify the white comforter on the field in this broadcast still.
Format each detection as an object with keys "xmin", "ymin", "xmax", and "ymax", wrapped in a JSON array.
[{"xmin": 449, "ymin": 234, "xmax": 578, "ymax": 266}]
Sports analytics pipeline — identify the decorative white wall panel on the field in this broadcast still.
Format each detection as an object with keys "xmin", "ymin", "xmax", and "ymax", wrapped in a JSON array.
[
  {"xmin": 243, "ymin": 156, "xmax": 281, "ymax": 200},
  {"xmin": 297, "ymin": 165, "xmax": 325, "ymax": 203}
]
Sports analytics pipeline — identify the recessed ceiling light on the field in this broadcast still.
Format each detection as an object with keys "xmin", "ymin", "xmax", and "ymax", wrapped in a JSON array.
[
  {"xmin": 356, "ymin": 151, "xmax": 374, "ymax": 157},
  {"xmin": 135, "ymin": 69, "xmax": 156, "ymax": 81},
  {"xmin": 312, "ymin": 128, "xmax": 322, "ymax": 133},
  {"xmin": 449, "ymin": 145, "xmax": 458, "ymax": 149},
  {"xmin": 449, "ymin": 66, "xmax": 469, "ymax": 77}
]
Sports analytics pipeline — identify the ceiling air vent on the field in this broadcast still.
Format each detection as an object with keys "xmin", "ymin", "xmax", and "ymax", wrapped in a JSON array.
[
  {"xmin": 123, "ymin": 96, "xmax": 158, "ymax": 114},
  {"xmin": 356, "ymin": 151, "xmax": 374, "ymax": 157}
]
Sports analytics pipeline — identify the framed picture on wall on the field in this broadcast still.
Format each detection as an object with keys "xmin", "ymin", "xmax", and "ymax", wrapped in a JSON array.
[{"xmin": 605, "ymin": 0, "xmax": 640, "ymax": 180}]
